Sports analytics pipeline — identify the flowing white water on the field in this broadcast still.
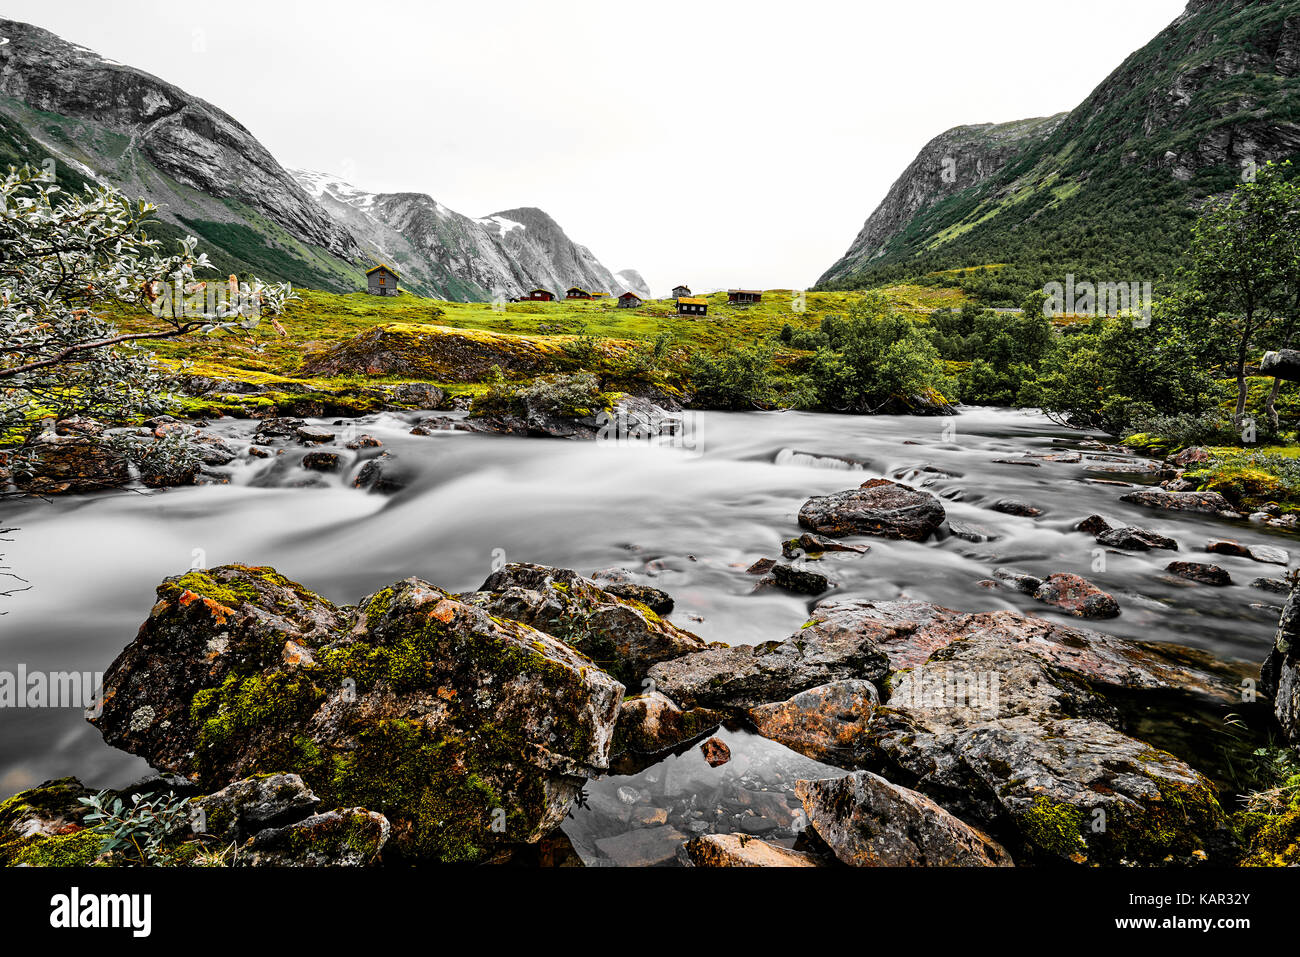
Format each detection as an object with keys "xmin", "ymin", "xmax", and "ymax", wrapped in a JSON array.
[{"xmin": 0, "ymin": 406, "xmax": 1291, "ymax": 849}]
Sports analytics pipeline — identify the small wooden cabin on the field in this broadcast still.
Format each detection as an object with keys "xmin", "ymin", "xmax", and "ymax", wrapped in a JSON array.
[
  {"xmin": 617, "ymin": 291, "xmax": 643, "ymax": 309},
  {"xmin": 677, "ymin": 296, "xmax": 707, "ymax": 316},
  {"xmin": 672, "ymin": 285, "xmax": 691, "ymax": 299},
  {"xmin": 591, "ymin": 291, "xmax": 610, "ymax": 299},
  {"xmin": 524, "ymin": 288, "xmax": 555, "ymax": 302},
  {"xmin": 366, "ymin": 264, "xmax": 400, "ymax": 296},
  {"xmin": 727, "ymin": 289, "xmax": 761, "ymax": 305},
  {"xmin": 566, "ymin": 287, "xmax": 592, "ymax": 300}
]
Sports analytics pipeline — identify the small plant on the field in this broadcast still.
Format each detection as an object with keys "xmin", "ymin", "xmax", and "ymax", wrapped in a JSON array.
[{"xmin": 78, "ymin": 789, "xmax": 193, "ymax": 865}]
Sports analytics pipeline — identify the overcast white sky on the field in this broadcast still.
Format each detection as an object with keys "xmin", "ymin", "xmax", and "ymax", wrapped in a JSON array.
[{"xmin": 9, "ymin": 0, "xmax": 1186, "ymax": 295}]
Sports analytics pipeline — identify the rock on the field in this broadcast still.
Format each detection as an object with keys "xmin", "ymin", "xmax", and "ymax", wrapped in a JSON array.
[
  {"xmin": 11, "ymin": 431, "xmax": 130, "ymax": 496},
  {"xmin": 460, "ymin": 563, "xmax": 704, "ymax": 685},
  {"xmin": 700, "ymin": 737, "xmax": 732, "ymax": 767},
  {"xmin": 815, "ymin": 599, "xmax": 1239, "ymax": 863},
  {"xmin": 747, "ymin": 680, "xmax": 878, "ymax": 766},
  {"xmin": 301, "ymin": 451, "xmax": 341, "ymax": 473},
  {"xmin": 1249, "ymin": 544, "xmax": 1290, "ymax": 566},
  {"xmin": 947, "ymin": 521, "xmax": 997, "ymax": 543},
  {"xmin": 1262, "ymin": 583, "xmax": 1300, "ymax": 746},
  {"xmin": 1206, "ymin": 539, "xmax": 1250, "ymax": 557},
  {"xmin": 992, "ymin": 457, "xmax": 1039, "ymax": 467},
  {"xmin": 594, "ymin": 825, "xmax": 687, "ymax": 866},
  {"xmin": 993, "ymin": 568, "xmax": 1043, "ymax": 595},
  {"xmin": 192, "ymin": 773, "xmax": 319, "ymax": 842},
  {"xmin": 1260, "ymin": 349, "xmax": 1300, "ymax": 382},
  {"xmin": 242, "ymin": 808, "xmax": 390, "ymax": 866},
  {"xmin": 797, "ymin": 478, "xmax": 946, "ymax": 541},
  {"xmin": 990, "ymin": 499, "xmax": 1042, "ymax": 517},
  {"xmin": 611, "ymin": 692, "xmax": 722, "ymax": 758},
  {"xmin": 1252, "ymin": 577, "xmax": 1291, "ymax": 594},
  {"xmin": 1171, "ymin": 447, "xmax": 1211, "ymax": 467},
  {"xmin": 352, "ymin": 452, "xmax": 407, "ymax": 493},
  {"xmin": 769, "ymin": 564, "xmax": 832, "ymax": 595},
  {"xmin": 252, "ymin": 418, "xmax": 303, "ymax": 445},
  {"xmin": 783, "ymin": 532, "xmax": 870, "ymax": 558},
  {"xmin": 89, "ymin": 565, "xmax": 624, "ymax": 862},
  {"xmin": 345, "ymin": 434, "xmax": 383, "ymax": 450},
  {"xmin": 1166, "ymin": 561, "xmax": 1232, "ymax": 586},
  {"xmin": 746, "ymin": 558, "xmax": 777, "ymax": 575},
  {"xmin": 1096, "ymin": 526, "xmax": 1178, "ymax": 551},
  {"xmin": 1033, "ymin": 573, "xmax": 1120, "ymax": 618},
  {"xmin": 796, "ymin": 772, "xmax": 1013, "ymax": 867},
  {"xmin": 295, "ymin": 425, "xmax": 335, "ymax": 445},
  {"xmin": 646, "ymin": 606, "xmax": 891, "ymax": 712},
  {"xmin": 1121, "ymin": 489, "xmax": 1232, "ymax": 514},
  {"xmin": 598, "ymin": 582, "xmax": 674, "ymax": 615},
  {"xmin": 0, "ymin": 778, "xmax": 97, "ymax": 866},
  {"xmin": 677, "ymin": 833, "xmax": 822, "ymax": 867},
  {"xmin": 383, "ymin": 382, "xmax": 446, "ymax": 409},
  {"xmin": 630, "ymin": 806, "xmax": 669, "ymax": 828}
]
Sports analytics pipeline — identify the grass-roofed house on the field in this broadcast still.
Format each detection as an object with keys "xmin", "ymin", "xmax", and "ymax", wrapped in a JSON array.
[{"xmin": 366, "ymin": 264, "xmax": 400, "ymax": 296}]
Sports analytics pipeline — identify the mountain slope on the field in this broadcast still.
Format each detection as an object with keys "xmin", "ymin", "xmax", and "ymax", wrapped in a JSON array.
[
  {"xmin": 818, "ymin": 0, "xmax": 1300, "ymax": 303},
  {"xmin": 293, "ymin": 170, "xmax": 636, "ymax": 301},
  {"xmin": 0, "ymin": 18, "xmax": 366, "ymax": 291},
  {"xmin": 616, "ymin": 269, "xmax": 652, "ymax": 299}
]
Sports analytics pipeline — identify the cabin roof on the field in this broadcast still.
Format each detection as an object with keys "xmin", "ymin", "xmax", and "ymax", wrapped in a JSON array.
[
  {"xmin": 727, "ymin": 288, "xmax": 761, "ymax": 295},
  {"xmin": 678, "ymin": 297, "xmax": 707, "ymax": 305},
  {"xmin": 619, "ymin": 291, "xmax": 642, "ymax": 299},
  {"xmin": 366, "ymin": 263, "xmax": 400, "ymax": 277}
]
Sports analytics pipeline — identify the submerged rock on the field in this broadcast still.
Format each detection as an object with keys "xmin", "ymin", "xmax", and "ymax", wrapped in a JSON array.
[
  {"xmin": 796, "ymin": 772, "xmax": 1013, "ymax": 867},
  {"xmin": 459, "ymin": 563, "xmax": 704, "ymax": 685},
  {"xmin": 989, "ymin": 499, "xmax": 1042, "ymax": 517},
  {"xmin": 782, "ymin": 532, "xmax": 870, "ymax": 559},
  {"xmin": 769, "ymin": 563, "xmax": 833, "ymax": 595},
  {"xmin": 89, "ymin": 565, "xmax": 624, "ymax": 862},
  {"xmin": 798, "ymin": 478, "xmax": 945, "ymax": 541}
]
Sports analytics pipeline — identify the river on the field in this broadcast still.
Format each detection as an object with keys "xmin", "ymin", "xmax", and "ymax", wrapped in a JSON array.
[{"xmin": 1, "ymin": 406, "xmax": 1291, "ymax": 863}]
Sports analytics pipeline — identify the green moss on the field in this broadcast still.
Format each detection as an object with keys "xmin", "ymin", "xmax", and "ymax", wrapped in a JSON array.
[
  {"xmin": 1017, "ymin": 795, "xmax": 1088, "ymax": 860},
  {"xmin": 11, "ymin": 829, "xmax": 103, "ymax": 867}
]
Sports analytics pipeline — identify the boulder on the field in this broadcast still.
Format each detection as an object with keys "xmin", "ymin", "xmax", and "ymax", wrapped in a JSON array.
[
  {"xmin": 1121, "ymin": 489, "xmax": 1232, "ymax": 514},
  {"xmin": 1096, "ymin": 526, "xmax": 1178, "ymax": 551},
  {"xmin": 1260, "ymin": 349, "xmax": 1300, "ymax": 382},
  {"xmin": 677, "ymin": 833, "xmax": 822, "ymax": 867},
  {"xmin": 1166, "ymin": 561, "xmax": 1232, "ymax": 586},
  {"xmin": 241, "ymin": 808, "xmax": 389, "ymax": 866},
  {"xmin": 383, "ymin": 382, "xmax": 447, "ymax": 409},
  {"xmin": 1075, "ymin": 514, "xmax": 1115, "ymax": 535},
  {"xmin": 11, "ymin": 431, "xmax": 130, "ymax": 496},
  {"xmin": 1261, "ymin": 583, "xmax": 1300, "ymax": 746},
  {"xmin": 459, "ymin": 563, "xmax": 704, "ymax": 685},
  {"xmin": 993, "ymin": 568, "xmax": 1043, "ymax": 595},
  {"xmin": 796, "ymin": 772, "xmax": 1013, "ymax": 867},
  {"xmin": 1249, "ymin": 544, "xmax": 1290, "ymax": 566},
  {"xmin": 89, "ymin": 565, "xmax": 624, "ymax": 862},
  {"xmin": 352, "ymin": 452, "xmax": 407, "ymax": 493},
  {"xmin": 1252, "ymin": 577, "xmax": 1291, "ymax": 595},
  {"xmin": 589, "ymin": 574, "xmax": 675, "ymax": 615},
  {"xmin": 784, "ymin": 599, "xmax": 1242, "ymax": 863},
  {"xmin": 593, "ymin": 824, "xmax": 688, "ymax": 866},
  {"xmin": 646, "ymin": 605, "xmax": 892, "ymax": 711},
  {"xmin": 611, "ymin": 691, "xmax": 722, "ymax": 759},
  {"xmin": 769, "ymin": 564, "xmax": 832, "ymax": 595},
  {"xmin": 301, "ymin": 451, "xmax": 341, "ymax": 473},
  {"xmin": 747, "ymin": 680, "xmax": 878, "ymax": 766},
  {"xmin": 191, "ymin": 773, "xmax": 319, "ymax": 842},
  {"xmin": 1033, "ymin": 573, "xmax": 1120, "ymax": 618},
  {"xmin": 797, "ymin": 479, "xmax": 945, "ymax": 541}
]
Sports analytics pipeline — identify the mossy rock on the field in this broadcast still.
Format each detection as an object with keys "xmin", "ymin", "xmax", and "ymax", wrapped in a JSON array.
[{"xmin": 92, "ymin": 566, "xmax": 624, "ymax": 863}]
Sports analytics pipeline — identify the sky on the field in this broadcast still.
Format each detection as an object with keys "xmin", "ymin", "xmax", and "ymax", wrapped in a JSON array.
[{"xmin": 6, "ymin": 0, "xmax": 1187, "ymax": 295}]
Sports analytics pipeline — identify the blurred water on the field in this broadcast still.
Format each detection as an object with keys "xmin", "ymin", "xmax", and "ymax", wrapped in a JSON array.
[{"xmin": 0, "ymin": 406, "xmax": 1292, "ymax": 820}]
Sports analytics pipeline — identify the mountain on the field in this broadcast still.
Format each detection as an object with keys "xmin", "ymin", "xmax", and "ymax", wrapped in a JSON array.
[
  {"xmin": 818, "ymin": 0, "xmax": 1300, "ymax": 303},
  {"xmin": 0, "ymin": 17, "xmax": 366, "ymax": 292},
  {"xmin": 293, "ymin": 170, "xmax": 635, "ymax": 301},
  {"xmin": 616, "ymin": 269, "xmax": 652, "ymax": 299}
]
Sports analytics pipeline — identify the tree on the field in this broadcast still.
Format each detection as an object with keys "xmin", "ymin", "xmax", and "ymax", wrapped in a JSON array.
[
  {"xmin": 0, "ymin": 166, "xmax": 296, "ymax": 460},
  {"xmin": 1186, "ymin": 161, "xmax": 1299, "ymax": 429}
]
